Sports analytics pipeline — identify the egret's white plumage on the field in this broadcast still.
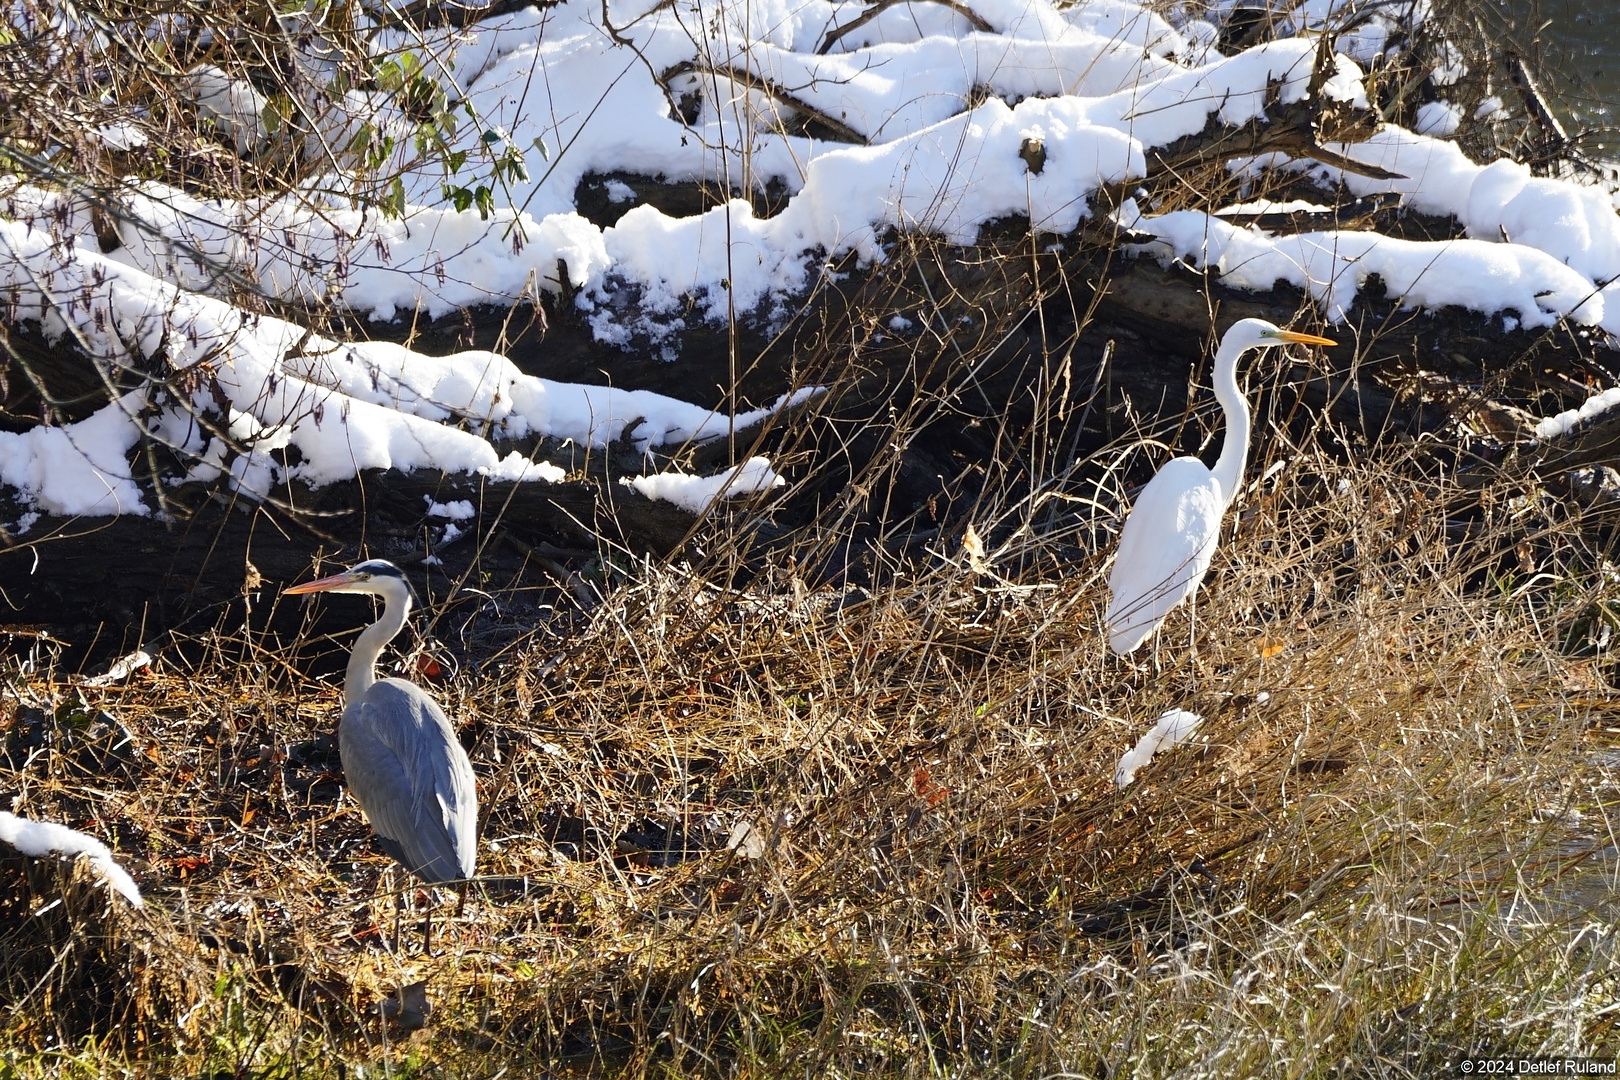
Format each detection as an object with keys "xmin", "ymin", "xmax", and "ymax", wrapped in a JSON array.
[
  {"xmin": 285, "ymin": 559, "xmax": 477, "ymax": 883},
  {"xmin": 1105, "ymin": 319, "xmax": 1335, "ymax": 655}
]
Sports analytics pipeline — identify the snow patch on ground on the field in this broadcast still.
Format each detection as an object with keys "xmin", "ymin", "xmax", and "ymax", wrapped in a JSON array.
[
  {"xmin": 1115, "ymin": 709, "xmax": 1204, "ymax": 790},
  {"xmin": 0, "ymin": 811, "xmax": 143, "ymax": 906}
]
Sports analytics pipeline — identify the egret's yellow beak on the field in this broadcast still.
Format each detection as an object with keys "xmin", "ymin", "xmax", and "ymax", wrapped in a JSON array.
[{"xmin": 1272, "ymin": 329, "xmax": 1337, "ymax": 346}]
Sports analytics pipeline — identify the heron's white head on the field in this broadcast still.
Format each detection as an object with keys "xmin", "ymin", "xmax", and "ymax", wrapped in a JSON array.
[
  {"xmin": 285, "ymin": 559, "xmax": 414, "ymax": 608},
  {"xmin": 1222, "ymin": 318, "xmax": 1337, "ymax": 354}
]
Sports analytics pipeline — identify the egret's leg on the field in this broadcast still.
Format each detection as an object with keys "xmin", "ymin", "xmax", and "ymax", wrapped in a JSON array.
[{"xmin": 1188, "ymin": 597, "xmax": 1198, "ymax": 661}]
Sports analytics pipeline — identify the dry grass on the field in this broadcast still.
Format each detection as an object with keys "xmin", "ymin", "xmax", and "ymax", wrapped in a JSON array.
[
  {"xmin": 2, "ymin": 0, "xmax": 1619, "ymax": 1075},
  {"xmin": 4, "ymin": 408, "xmax": 1620, "ymax": 1077}
]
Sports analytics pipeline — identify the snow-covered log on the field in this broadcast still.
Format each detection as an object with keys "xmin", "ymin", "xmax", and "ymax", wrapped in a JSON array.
[{"xmin": 2, "ymin": 0, "xmax": 1619, "ymax": 630}]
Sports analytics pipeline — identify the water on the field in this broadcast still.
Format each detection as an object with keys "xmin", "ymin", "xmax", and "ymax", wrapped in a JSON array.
[{"xmin": 1500, "ymin": 0, "xmax": 1619, "ymax": 154}]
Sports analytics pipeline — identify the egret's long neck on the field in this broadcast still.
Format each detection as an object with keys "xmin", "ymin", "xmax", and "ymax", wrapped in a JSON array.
[
  {"xmin": 345, "ymin": 588, "xmax": 409, "ymax": 702},
  {"xmin": 1209, "ymin": 337, "xmax": 1252, "ymax": 507}
]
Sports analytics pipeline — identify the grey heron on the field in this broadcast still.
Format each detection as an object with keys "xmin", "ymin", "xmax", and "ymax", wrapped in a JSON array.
[
  {"xmin": 286, "ymin": 559, "xmax": 477, "ymax": 943},
  {"xmin": 1105, "ymin": 320, "xmax": 1335, "ymax": 656}
]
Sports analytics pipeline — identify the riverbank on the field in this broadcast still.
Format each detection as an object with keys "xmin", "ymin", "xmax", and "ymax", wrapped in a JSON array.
[{"xmin": 4, "ymin": 417, "xmax": 1619, "ymax": 1075}]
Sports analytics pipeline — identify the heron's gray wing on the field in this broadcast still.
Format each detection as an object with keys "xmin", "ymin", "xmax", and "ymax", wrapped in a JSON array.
[{"xmin": 339, "ymin": 678, "xmax": 478, "ymax": 882}]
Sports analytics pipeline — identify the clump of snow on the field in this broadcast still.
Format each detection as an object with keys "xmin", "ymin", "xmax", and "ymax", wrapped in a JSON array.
[
  {"xmin": 1215, "ymin": 198, "xmax": 1335, "ymax": 217},
  {"xmin": 623, "ymin": 457, "xmax": 787, "ymax": 514},
  {"xmin": 91, "ymin": 122, "xmax": 148, "ymax": 151},
  {"xmin": 1475, "ymin": 96, "xmax": 1507, "ymax": 121},
  {"xmin": 0, "ymin": 392, "xmax": 150, "ymax": 516},
  {"xmin": 1413, "ymin": 101, "xmax": 1461, "ymax": 137},
  {"xmin": 1143, "ymin": 212, "xmax": 1602, "ymax": 328},
  {"xmin": 1536, "ymin": 386, "xmax": 1620, "ymax": 440},
  {"xmin": 1114, "ymin": 708, "xmax": 1204, "ymax": 790},
  {"xmin": 1430, "ymin": 40, "xmax": 1467, "ymax": 86},
  {"xmin": 425, "ymin": 498, "xmax": 477, "ymax": 520},
  {"xmin": 726, "ymin": 820, "xmax": 766, "ymax": 860},
  {"xmin": 0, "ymin": 811, "xmax": 143, "ymax": 906},
  {"xmin": 184, "ymin": 65, "xmax": 268, "ymax": 155},
  {"xmin": 1175, "ymin": 19, "xmax": 1220, "ymax": 66},
  {"xmin": 481, "ymin": 453, "xmax": 568, "ymax": 483},
  {"xmin": 84, "ymin": 650, "xmax": 152, "ymax": 687}
]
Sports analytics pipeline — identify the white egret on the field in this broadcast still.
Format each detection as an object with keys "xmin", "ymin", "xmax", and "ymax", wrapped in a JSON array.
[
  {"xmin": 286, "ymin": 559, "xmax": 477, "ymax": 946},
  {"xmin": 1104, "ymin": 319, "xmax": 1336, "ymax": 656}
]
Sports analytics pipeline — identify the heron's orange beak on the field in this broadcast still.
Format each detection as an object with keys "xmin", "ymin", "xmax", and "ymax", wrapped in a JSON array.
[
  {"xmin": 1274, "ymin": 330, "xmax": 1337, "ymax": 346},
  {"xmin": 284, "ymin": 571, "xmax": 351, "ymax": 595}
]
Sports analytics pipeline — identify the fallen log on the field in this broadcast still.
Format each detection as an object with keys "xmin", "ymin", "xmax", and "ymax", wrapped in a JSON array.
[{"xmin": 3, "ymin": 75, "xmax": 1616, "ymax": 647}]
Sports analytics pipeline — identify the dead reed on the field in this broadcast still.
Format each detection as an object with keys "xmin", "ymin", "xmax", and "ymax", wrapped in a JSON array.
[{"xmin": 3, "ymin": 398, "xmax": 1619, "ymax": 1076}]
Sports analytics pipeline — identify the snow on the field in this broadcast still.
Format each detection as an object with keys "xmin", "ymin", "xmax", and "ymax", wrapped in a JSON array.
[
  {"xmin": 1143, "ymin": 212, "xmax": 1602, "ymax": 328},
  {"xmin": 1535, "ymin": 386, "xmax": 1620, "ymax": 440},
  {"xmin": 482, "ymin": 453, "xmax": 568, "ymax": 483},
  {"xmin": 425, "ymin": 498, "xmax": 477, "ymax": 520},
  {"xmin": 90, "ymin": 122, "xmax": 148, "ymax": 151},
  {"xmin": 84, "ymin": 649, "xmax": 153, "ymax": 687},
  {"xmin": 184, "ymin": 65, "xmax": 269, "ymax": 155},
  {"xmin": 1216, "ymin": 199, "xmax": 1337, "ymax": 216},
  {"xmin": 1114, "ymin": 708, "xmax": 1204, "ymax": 790},
  {"xmin": 0, "ymin": 811, "xmax": 143, "ymax": 906},
  {"xmin": 1430, "ymin": 40, "xmax": 1467, "ymax": 86},
  {"xmin": 1310, "ymin": 127, "xmax": 1620, "ymax": 324},
  {"xmin": 1414, "ymin": 101, "xmax": 1461, "ymax": 137},
  {"xmin": 5, "ymin": 2, "xmax": 1368, "ymax": 338},
  {"xmin": 623, "ymin": 457, "xmax": 787, "ymax": 513},
  {"xmin": 726, "ymin": 820, "xmax": 766, "ymax": 860},
  {"xmin": 5, "ymin": 0, "xmax": 1619, "ymax": 516},
  {"xmin": 0, "ymin": 219, "xmax": 803, "ymax": 515}
]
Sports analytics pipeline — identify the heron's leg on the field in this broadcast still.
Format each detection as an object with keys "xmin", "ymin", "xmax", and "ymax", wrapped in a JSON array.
[{"xmin": 389, "ymin": 867, "xmax": 404, "ymax": 955}]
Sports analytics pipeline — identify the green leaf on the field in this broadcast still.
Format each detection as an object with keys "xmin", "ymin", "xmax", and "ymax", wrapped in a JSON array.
[
  {"xmin": 374, "ymin": 59, "xmax": 405, "ymax": 93},
  {"xmin": 381, "ymin": 176, "xmax": 407, "ymax": 218}
]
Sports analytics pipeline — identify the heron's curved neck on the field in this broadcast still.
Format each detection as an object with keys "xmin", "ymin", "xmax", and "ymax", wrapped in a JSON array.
[
  {"xmin": 346, "ymin": 589, "xmax": 409, "ymax": 702},
  {"xmin": 1210, "ymin": 337, "xmax": 1252, "ymax": 507}
]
